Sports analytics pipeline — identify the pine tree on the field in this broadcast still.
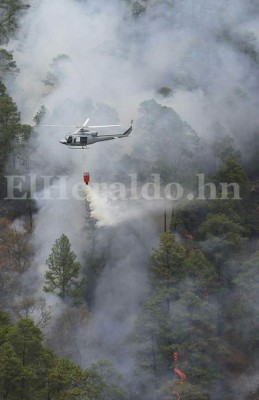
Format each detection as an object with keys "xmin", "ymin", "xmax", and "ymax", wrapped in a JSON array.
[
  {"xmin": 0, "ymin": 311, "xmax": 125, "ymax": 400},
  {"xmin": 33, "ymin": 105, "xmax": 47, "ymax": 126},
  {"xmin": 44, "ymin": 234, "xmax": 81, "ymax": 299},
  {"xmin": 0, "ymin": 342, "xmax": 23, "ymax": 400},
  {"xmin": 149, "ymin": 232, "xmax": 187, "ymax": 297},
  {"xmin": 133, "ymin": 232, "xmax": 221, "ymax": 399},
  {"xmin": 0, "ymin": 84, "xmax": 20, "ymax": 173},
  {"xmin": 0, "ymin": 48, "xmax": 17, "ymax": 78},
  {"xmin": 0, "ymin": 0, "xmax": 30, "ymax": 45},
  {"xmin": 215, "ymin": 157, "xmax": 249, "ymax": 198},
  {"xmin": 133, "ymin": 295, "xmax": 170, "ymax": 394}
]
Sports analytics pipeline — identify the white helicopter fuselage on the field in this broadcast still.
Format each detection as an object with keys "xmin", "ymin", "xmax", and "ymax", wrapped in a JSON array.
[
  {"xmin": 59, "ymin": 125, "xmax": 132, "ymax": 149},
  {"xmin": 43, "ymin": 118, "xmax": 133, "ymax": 149},
  {"xmin": 59, "ymin": 131, "xmax": 106, "ymax": 147}
]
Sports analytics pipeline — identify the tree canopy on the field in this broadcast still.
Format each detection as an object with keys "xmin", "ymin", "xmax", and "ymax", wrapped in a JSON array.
[{"xmin": 44, "ymin": 234, "xmax": 81, "ymax": 300}]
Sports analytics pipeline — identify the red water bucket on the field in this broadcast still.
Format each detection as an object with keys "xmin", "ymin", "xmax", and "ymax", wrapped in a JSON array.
[{"xmin": 83, "ymin": 172, "xmax": 90, "ymax": 185}]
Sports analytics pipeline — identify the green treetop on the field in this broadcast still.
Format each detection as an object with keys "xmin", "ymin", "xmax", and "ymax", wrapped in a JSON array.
[
  {"xmin": 0, "ymin": 309, "xmax": 126, "ymax": 400},
  {"xmin": 0, "ymin": 342, "xmax": 23, "ymax": 400},
  {"xmin": 44, "ymin": 234, "xmax": 81, "ymax": 299},
  {"xmin": 0, "ymin": 1, "xmax": 30, "ymax": 45},
  {"xmin": 149, "ymin": 232, "xmax": 187, "ymax": 294}
]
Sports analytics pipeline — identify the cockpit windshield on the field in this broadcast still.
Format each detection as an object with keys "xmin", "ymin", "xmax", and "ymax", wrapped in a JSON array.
[{"xmin": 66, "ymin": 136, "xmax": 72, "ymax": 144}]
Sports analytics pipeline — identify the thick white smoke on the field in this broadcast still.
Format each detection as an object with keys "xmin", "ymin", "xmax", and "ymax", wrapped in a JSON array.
[{"xmin": 5, "ymin": 0, "xmax": 259, "ymax": 387}]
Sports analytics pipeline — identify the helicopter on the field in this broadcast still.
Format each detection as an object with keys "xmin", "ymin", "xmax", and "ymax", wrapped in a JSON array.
[{"xmin": 44, "ymin": 118, "xmax": 133, "ymax": 149}]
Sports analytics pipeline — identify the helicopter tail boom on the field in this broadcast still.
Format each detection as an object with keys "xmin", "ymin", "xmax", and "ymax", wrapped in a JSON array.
[{"xmin": 118, "ymin": 120, "xmax": 133, "ymax": 138}]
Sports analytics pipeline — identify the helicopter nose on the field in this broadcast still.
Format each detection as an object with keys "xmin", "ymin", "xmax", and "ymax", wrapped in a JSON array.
[{"xmin": 59, "ymin": 139, "xmax": 67, "ymax": 145}]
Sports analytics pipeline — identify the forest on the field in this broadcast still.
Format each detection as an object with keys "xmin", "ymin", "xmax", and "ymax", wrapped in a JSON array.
[{"xmin": 0, "ymin": 0, "xmax": 259, "ymax": 399}]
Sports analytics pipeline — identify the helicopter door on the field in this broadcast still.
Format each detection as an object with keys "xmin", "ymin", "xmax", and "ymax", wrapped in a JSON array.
[{"xmin": 80, "ymin": 137, "xmax": 88, "ymax": 145}]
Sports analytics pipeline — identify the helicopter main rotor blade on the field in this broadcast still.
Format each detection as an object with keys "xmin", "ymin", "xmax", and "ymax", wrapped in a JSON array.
[
  {"xmin": 88, "ymin": 125, "xmax": 121, "ymax": 128},
  {"xmin": 44, "ymin": 123, "xmax": 121, "ymax": 129},
  {"xmin": 44, "ymin": 124, "xmax": 78, "ymax": 128},
  {"xmin": 82, "ymin": 118, "xmax": 90, "ymax": 127}
]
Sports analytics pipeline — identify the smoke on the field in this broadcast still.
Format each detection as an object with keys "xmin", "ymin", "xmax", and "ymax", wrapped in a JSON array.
[
  {"xmin": 86, "ymin": 186, "xmax": 122, "ymax": 227},
  {"xmin": 77, "ymin": 208, "xmax": 159, "ymax": 373},
  {"xmin": 4, "ymin": 0, "xmax": 259, "ymax": 395},
  {"xmin": 9, "ymin": 0, "xmax": 259, "ymax": 145}
]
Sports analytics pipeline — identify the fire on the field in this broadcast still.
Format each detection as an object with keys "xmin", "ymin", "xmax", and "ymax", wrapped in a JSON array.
[
  {"xmin": 172, "ymin": 351, "xmax": 186, "ymax": 400},
  {"xmin": 174, "ymin": 368, "xmax": 186, "ymax": 382},
  {"xmin": 183, "ymin": 232, "xmax": 193, "ymax": 240}
]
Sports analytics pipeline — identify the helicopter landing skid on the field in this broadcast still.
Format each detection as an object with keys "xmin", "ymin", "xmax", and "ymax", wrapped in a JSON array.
[{"xmin": 69, "ymin": 146, "xmax": 89, "ymax": 149}]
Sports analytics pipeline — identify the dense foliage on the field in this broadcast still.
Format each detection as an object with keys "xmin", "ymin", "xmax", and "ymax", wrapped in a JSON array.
[{"xmin": 0, "ymin": 310, "xmax": 127, "ymax": 400}]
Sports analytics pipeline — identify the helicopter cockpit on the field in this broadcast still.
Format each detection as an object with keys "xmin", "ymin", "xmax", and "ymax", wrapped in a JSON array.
[{"xmin": 65, "ymin": 135, "xmax": 73, "ymax": 144}]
